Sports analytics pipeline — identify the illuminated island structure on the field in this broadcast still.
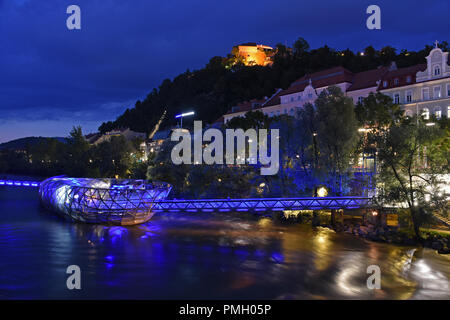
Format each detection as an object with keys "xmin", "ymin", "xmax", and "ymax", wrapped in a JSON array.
[{"xmin": 39, "ymin": 176, "xmax": 172, "ymax": 225}]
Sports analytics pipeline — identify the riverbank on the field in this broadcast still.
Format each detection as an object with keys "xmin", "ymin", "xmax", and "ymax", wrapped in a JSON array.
[{"xmin": 280, "ymin": 214, "xmax": 450, "ymax": 254}]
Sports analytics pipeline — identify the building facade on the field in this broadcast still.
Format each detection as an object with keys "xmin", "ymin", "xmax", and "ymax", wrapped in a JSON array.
[
  {"xmin": 231, "ymin": 43, "xmax": 275, "ymax": 67},
  {"xmin": 223, "ymin": 65, "xmax": 388, "ymax": 122},
  {"xmin": 222, "ymin": 44, "xmax": 450, "ymax": 123},
  {"xmin": 379, "ymin": 46, "xmax": 450, "ymax": 119}
]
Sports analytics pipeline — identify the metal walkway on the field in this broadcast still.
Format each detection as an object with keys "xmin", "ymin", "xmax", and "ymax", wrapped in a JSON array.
[
  {"xmin": 1, "ymin": 179, "xmax": 373, "ymax": 212},
  {"xmin": 152, "ymin": 197, "xmax": 373, "ymax": 213}
]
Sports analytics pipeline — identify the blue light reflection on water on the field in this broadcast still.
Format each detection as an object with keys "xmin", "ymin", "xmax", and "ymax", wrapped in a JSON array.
[{"xmin": 0, "ymin": 186, "xmax": 450, "ymax": 299}]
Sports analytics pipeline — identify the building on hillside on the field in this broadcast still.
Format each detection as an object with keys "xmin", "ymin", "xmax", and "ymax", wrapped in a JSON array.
[
  {"xmin": 146, "ymin": 129, "xmax": 172, "ymax": 155},
  {"xmin": 223, "ymin": 65, "xmax": 389, "ymax": 123},
  {"xmin": 379, "ymin": 44, "xmax": 450, "ymax": 119},
  {"xmin": 86, "ymin": 128, "xmax": 146, "ymax": 146},
  {"xmin": 231, "ymin": 43, "xmax": 275, "ymax": 67},
  {"xmin": 222, "ymin": 43, "xmax": 450, "ymax": 123}
]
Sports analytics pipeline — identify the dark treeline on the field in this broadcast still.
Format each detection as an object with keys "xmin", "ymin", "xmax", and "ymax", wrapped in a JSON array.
[
  {"xmin": 99, "ymin": 38, "xmax": 449, "ymax": 134},
  {"xmin": 0, "ymin": 127, "xmax": 146, "ymax": 179}
]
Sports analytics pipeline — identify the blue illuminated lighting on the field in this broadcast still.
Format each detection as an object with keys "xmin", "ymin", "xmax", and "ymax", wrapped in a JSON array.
[
  {"xmin": 153, "ymin": 196, "xmax": 373, "ymax": 213},
  {"xmin": 175, "ymin": 111, "xmax": 195, "ymax": 118},
  {"xmin": 2, "ymin": 178, "xmax": 373, "ymax": 214},
  {"xmin": 0, "ymin": 179, "xmax": 40, "ymax": 187},
  {"xmin": 271, "ymin": 252, "xmax": 284, "ymax": 263},
  {"xmin": 38, "ymin": 176, "xmax": 172, "ymax": 225}
]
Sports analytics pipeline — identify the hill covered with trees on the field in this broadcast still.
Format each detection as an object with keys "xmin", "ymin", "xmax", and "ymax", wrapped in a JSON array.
[{"xmin": 99, "ymin": 38, "xmax": 449, "ymax": 134}]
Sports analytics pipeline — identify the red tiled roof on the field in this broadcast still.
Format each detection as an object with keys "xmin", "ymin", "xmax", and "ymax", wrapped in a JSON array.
[
  {"xmin": 347, "ymin": 67, "xmax": 389, "ymax": 91},
  {"xmin": 378, "ymin": 64, "xmax": 427, "ymax": 90},
  {"xmin": 277, "ymin": 66, "xmax": 354, "ymax": 96}
]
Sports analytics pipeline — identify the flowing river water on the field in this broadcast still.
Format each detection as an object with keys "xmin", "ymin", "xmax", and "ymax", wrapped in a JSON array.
[{"xmin": 0, "ymin": 186, "xmax": 449, "ymax": 299}]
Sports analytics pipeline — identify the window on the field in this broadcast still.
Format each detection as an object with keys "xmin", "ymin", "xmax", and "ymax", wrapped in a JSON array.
[
  {"xmin": 394, "ymin": 93, "xmax": 400, "ymax": 104},
  {"xmin": 358, "ymin": 96, "xmax": 364, "ymax": 104},
  {"xmin": 284, "ymin": 109, "xmax": 287, "ymax": 114},
  {"xmin": 434, "ymin": 65, "xmax": 441, "ymax": 76},
  {"xmin": 383, "ymin": 81, "xmax": 388, "ymax": 88},
  {"xmin": 421, "ymin": 108, "xmax": 430, "ymax": 120},
  {"xmin": 422, "ymin": 88, "xmax": 429, "ymax": 100},
  {"xmin": 394, "ymin": 78, "xmax": 399, "ymax": 85},
  {"xmin": 290, "ymin": 97, "xmax": 294, "ymax": 102},
  {"xmin": 406, "ymin": 76, "xmax": 412, "ymax": 83},
  {"xmin": 270, "ymin": 112, "xmax": 274, "ymax": 117},
  {"xmin": 434, "ymin": 86, "xmax": 441, "ymax": 99},
  {"xmin": 405, "ymin": 91, "xmax": 412, "ymax": 103},
  {"xmin": 308, "ymin": 93, "xmax": 313, "ymax": 99},
  {"xmin": 297, "ymin": 95, "xmax": 301, "ymax": 101},
  {"xmin": 276, "ymin": 110, "xmax": 280, "ymax": 116},
  {"xmin": 447, "ymin": 84, "xmax": 450, "ymax": 97},
  {"xmin": 290, "ymin": 108, "xmax": 294, "ymax": 115},
  {"xmin": 435, "ymin": 107, "xmax": 442, "ymax": 119}
]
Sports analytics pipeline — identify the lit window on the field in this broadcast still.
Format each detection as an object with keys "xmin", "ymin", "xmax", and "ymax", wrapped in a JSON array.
[
  {"xmin": 422, "ymin": 88, "xmax": 429, "ymax": 100},
  {"xmin": 394, "ymin": 78, "xmax": 399, "ymax": 85},
  {"xmin": 383, "ymin": 81, "xmax": 388, "ymax": 87},
  {"xmin": 406, "ymin": 76, "xmax": 412, "ymax": 83},
  {"xmin": 421, "ymin": 108, "xmax": 430, "ymax": 120},
  {"xmin": 434, "ymin": 65, "xmax": 441, "ymax": 76},
  {"xmin": 434, "ymin": 86, "xmax": 441, "ymax": 99},
  {"xmin": 435, "ymin": 107, "xmax": 442, "ymax": 119},
  {"xmin": 406, "ymin": 91, "xmax": 412, "ymax": 103},
  {"xmin": 394, "ymin": 93, "xmax": 400, "ymax": 104}
]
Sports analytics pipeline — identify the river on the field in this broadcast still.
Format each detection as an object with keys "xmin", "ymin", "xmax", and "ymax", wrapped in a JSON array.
[{"xmin": 0, "ymin": 186, "xmax": 449, "ymax": 299}]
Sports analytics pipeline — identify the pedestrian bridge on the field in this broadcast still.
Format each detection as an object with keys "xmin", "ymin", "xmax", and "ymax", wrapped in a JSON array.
[
  {"xmin": 152, "ymin": 197, "xmax": 373, "ymax": 213},
  {"xmin": 0, "ymin": 179, "xmax": 373, "ymax": 212}
]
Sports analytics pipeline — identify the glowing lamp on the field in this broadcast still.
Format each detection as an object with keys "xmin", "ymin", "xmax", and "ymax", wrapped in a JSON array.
[{"xmin": 317, "ymin": 186, "xmax": 328, "ymax": 197}]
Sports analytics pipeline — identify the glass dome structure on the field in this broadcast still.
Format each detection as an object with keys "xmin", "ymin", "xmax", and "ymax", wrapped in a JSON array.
[{"xmin": 39, "ymin": 176, "xmax": 172, "ymax": 225}]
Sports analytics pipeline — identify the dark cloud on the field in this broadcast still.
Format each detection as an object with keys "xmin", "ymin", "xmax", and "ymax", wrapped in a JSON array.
[{"xmin": 0, "ymin": 0, "xmax": 449, "ymax": 142}]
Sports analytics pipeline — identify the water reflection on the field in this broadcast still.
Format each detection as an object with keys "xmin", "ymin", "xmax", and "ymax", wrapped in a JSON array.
[{"xmin": 0, "ymin": 187, "xmax": 449, "ymax": 299}]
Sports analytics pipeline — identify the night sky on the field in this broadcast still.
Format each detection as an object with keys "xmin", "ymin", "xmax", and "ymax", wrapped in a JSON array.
[{"xmin": 0, "ymin": 0, "xmax": 448, "ymax": 143}]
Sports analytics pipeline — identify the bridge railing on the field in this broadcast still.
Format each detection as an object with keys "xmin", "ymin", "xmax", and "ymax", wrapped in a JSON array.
[
  {"xmin": 153, "ymin": 197, "xmax": 373, "ymax": 213},
  {"xmin": 0, "ymin": 179, "xmax": 374, "ymax": 212}
]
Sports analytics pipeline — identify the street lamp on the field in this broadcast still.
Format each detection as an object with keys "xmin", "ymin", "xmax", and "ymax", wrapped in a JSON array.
[{"xmin": 175, "ymin": 111, "xmax": 195, "ymax": 128}]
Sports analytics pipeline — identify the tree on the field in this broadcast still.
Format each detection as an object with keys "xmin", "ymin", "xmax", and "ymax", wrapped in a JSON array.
[
  {"xmin": 355, "ymin": 92, "xmax": 403, "ymax": 128},
  {"xmin": 315, "ymin": 86, "xmax": 359, "ymax": 195},
  {"xmin": 368, "ymin": 116, "xmax": 449, "ymax": 238},
  {"xmin": 225, "ymin": 110, "xmax": 271, "ymax": 130},
  {"xmin": 293, "ymin": 37, "xmax": 310, "ymax": 59},
  {"xmin": 66, "ymin": 126, "xmax": 91, "ymax": 177},
  {"xmin": 91, "ymin": 136, "xmax": 135, "ymax": 178}
]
